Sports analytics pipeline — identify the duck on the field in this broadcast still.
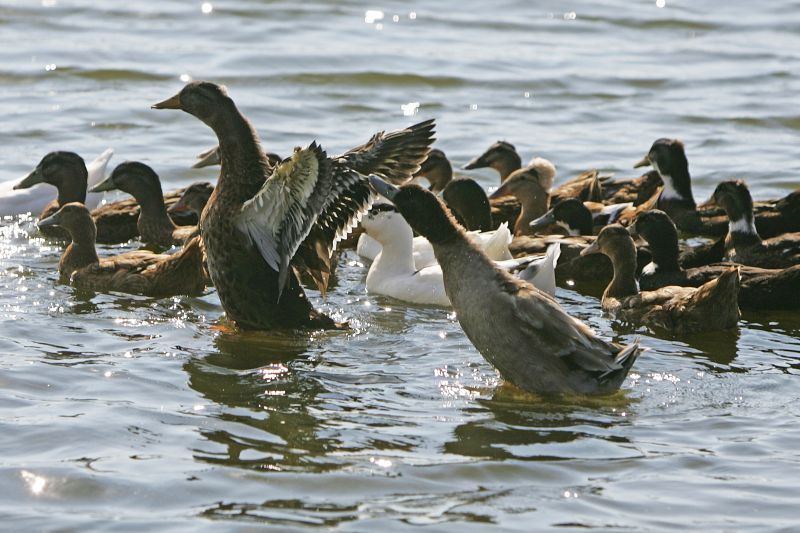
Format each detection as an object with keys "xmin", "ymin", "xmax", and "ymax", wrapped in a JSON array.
[
  {"xmin": 581, "ymin": 224, "xmax": 740, "ymax": 335},
  {"xmin": 1, "ymin": 148, "xmax": 113, "ymax": 217},
  {"xmin": 37, "ymin": 203, "xmax": 206, "ymax": 297},
  {"xmin": 463, "ymin": 140, "xmax": 522, "ymax": 182},
  {"xmin": 369, "ymin": 176, "xmax": 641, "ymax": 396},
  {"xmin": 529, "ymin": 198, "xmax": 633, "ymax": 236},
  {"xmin": 631, "ymin": 209, "xmax": 800, "ymax": 310},
  {"xmin": 361, "ymin": 204, "xmax": 561, "ymax": 305},
  {"xmin": 712, "ymin": 180, "xmax": 800, "ymax": 269},
  {"xmin": 357, "ymin": 203, "xmax": 512, "ymax": 269},
  {"xmin": 90, "ymin": 161, "xmax": 198, "ymax": 247},
  {"xmin": 410, "ymin": 148, "xmax": 453, "ymax": 192},
  {"xmin": 153, "ymin": 81, "xmax": 435, "ymax": 330},
  {"xmin": 442, "ymin": 178, "xmax": 493, "ymax": 231},
  {"xmin": 167, "ymin": 181, "xmax": 215, "ymax": 220},
  {"xmin": 193, "ymin": 145, "xmax": 282, "ymax": 169},
  {"xmin": 488, "ymin": 158, "xmax": 556, "ymax": 236}
]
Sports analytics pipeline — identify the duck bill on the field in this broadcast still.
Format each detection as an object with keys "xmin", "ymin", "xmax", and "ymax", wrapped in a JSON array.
[
  {"xmin": 192, "ymin": 146, "xmax": 220, "ymax": 168},
  {"xmin": 37, "ymin": 211, "xmax": 62, "ymax": 228},
  {"xmin": 579, "ymin": 240, "xmax": 601, "ymax": 257},
  {"xmin": 488, "ymin": 182, "xmax": 512, "ymax": 199},
  {"xmin": 151, "ymin": 93, "xmax": 182, "ymax": 110},
  {"xmin": 167, "ymin": 201, "xmax": 190, "ymax": 215},
  {"xmin": 13, "ymin": 167, "xmax": 45, "ymax": 190},
  {"xmin": 369, "ymin": 175, "xmax": 400, "ymax": 201},
  {"xmin": 529, "ymin": 210, "xmax": 555, "ymax": 232},
  {"xmin": 633, "ymin": 155, "xmax": 651, "ymax": 169},
  {"xmin": 462, "ymin": 154, "xmax": 488, "ymax": 170},
  {"xmin": 88, "ymin": 174, "xmax": 117, "ymax": 193}
]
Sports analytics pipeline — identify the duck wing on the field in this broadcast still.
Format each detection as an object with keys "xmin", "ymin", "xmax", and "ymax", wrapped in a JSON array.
[
  {"xmin": 510, "ymin": 283, "xmax": 637, "ymax": 381},
  {"xmin": 339, "ymin": 119, "xmax": 436, "ymax": 183}
]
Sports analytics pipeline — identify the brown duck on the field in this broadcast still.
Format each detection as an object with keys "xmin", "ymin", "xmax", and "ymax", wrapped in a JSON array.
[
  {"xmin": 581, "ymin": 224, "xmax": 740, "ymax": 335},
  {"xmin": 488, "ymin": 158, "xmax": 555, "ymax": 236},
  {"xmin": 153, "ymin": 81, "xmax": 435, "ymax": 330},
  {"xmin": 90, "ymin": 161, "xmax": 198, "ymax": 247},
  {"xmin": 38, "ymin": 203, "xmax": 206, "ymax": 297}
]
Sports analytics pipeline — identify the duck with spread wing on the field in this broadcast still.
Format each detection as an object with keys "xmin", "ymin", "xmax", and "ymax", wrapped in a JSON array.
[{"xmin": 152, "ymin": 81, "xmax": 435, "ymax": 330}]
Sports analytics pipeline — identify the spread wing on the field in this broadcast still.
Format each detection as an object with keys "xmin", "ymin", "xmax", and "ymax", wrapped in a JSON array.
[
  {"xmin": 235, "ymin": 143, "xmax": 333, "ymax": 298},
  {"xmin": 292, "ymin": 159, "xmax": 375, "ymax": 295},
  {"xmin": 339, "ymin": 119, "xmax": 436, "ymax": 183}
]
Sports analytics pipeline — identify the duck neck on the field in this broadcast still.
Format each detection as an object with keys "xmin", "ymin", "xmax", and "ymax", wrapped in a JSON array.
[
  {"xmin": 370, "ymin": 225, "xmax": 416, "ymax": 275},
  {"xmin": 56, "ymin": 176, "xmax": 88, "ymax": 207},
  {"xmin": 604, "ymin": 245, "xmax": 640, "ymax": 299},
  {"xmin": 654, "ymin": 161, "xmax": 695, "ymax": 208},
  {"xmin": 208, "ymin": 102, "xmax": 269, "ymax": 196},
  {"xmin": 60, "ymin": 229, "xmax": 99, "ymax": 277},
  {"xmin": 515, "ymin": 190, "xmax": 549, "ymax": 236},
  {"xmin": 727, "ymin": 215, "xmax": 762, "ymax": 249},
  {"xmin": 137, "ymin": 191, "xmax": 176, "ymax": 232}
]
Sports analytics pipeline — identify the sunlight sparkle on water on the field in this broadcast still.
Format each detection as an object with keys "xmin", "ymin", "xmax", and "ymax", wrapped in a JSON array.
[
  {"xmin": 364, "ymin": 10, "xmax": 384, "ymax": 24},
  {"xmin": 370, "ymin": 457, "xmax": 393, "ymax": 468},
  {"xmin": 180, "ymin": 73, "xmax": 192, "ymax": 82},
  {"xmin": 201, "ymin": 2, "xmax": 213, "ymax": 14},
  {"xmin": 656, "ymin": 0, "xmax": 666, "ymax": 7},
  {"xmin": 401, "ymin": 102, "xmax": 420, "ymax": 116},
  {"xmin": 21, "ymin": 471, "xmax": 47, "ymax": 495}
]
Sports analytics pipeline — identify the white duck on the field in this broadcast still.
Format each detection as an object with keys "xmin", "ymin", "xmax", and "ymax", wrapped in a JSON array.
[
  {"xmin": 361, "ymin": 205, "xmax": 560, "ymax": 306},
  {"xmin": 357, "ymin": 203, "xmax": 513, "ymax": 268},
  {"xmin": 0, "ymin": 148, "xmax": 113, "ymax": 216}
]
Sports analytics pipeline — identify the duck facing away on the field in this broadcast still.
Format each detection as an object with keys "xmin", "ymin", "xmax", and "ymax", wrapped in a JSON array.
[
  {"xmin": 90, "ymin": 161, "xmax": 198, "ymax": 247},
  {"xmin": 713, "ymin": 180, "xmax": 800, "ymax": 269},
  {"xmin": 153, "ymin": 81, "xmax": 435, "ymax": 330},
  {"xmin": 581, "ymin": 225, "xmax": 740, "ymax": 335},
  {"xmin": 632, "ymin": 209, "xmax": 800, "ymax": 310},
  {"xmin": 38, "ymin": 203, "xmax": 206, "ymax": 297},
  {"xmin": 370, "ymin": 176, "xmax": 641, "ymax": 396}
]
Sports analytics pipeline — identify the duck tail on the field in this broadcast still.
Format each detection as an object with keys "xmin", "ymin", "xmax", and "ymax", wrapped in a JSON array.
[
  {"xmin": 599, "ymin": 340, "xmax": 643, "ymax": 385},
  {"xmin": 483, "ymin": 222, "xmax": 512, "ymax": 260}
]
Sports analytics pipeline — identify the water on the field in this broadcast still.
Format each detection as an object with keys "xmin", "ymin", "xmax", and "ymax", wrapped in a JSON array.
[{"xmin": 1, "ymin": 0, "xmax": 800, "ymax": 530}]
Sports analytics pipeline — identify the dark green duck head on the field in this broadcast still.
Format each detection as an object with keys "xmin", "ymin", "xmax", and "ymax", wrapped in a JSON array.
[{"xmin": 15, "ymin": 151, "xmax": 88, "ymax": 206}]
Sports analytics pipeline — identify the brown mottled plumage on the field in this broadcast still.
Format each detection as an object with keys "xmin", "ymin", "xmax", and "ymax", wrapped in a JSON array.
[
  {"xmin": 582, "ymin": 224, "xmax": 740, "ymax": 335},
  {"xmin": 38, "ymin": 203, "xmax": 206, "ymax": 297}
]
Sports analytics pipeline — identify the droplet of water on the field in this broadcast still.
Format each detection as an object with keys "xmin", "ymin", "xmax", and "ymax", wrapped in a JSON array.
[
  {"xmin": 409, "ymin": 12, "xmax": 417, "ymax": 20},
  {"xmin": 201, "ymin": 2, "xmax": 213, "ymax": 14}
]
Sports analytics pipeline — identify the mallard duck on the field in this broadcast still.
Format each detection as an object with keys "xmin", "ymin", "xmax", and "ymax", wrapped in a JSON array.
[
  {"xmin": 90, "ymin": 161, "xmax": 198, "ymax": 247},
  {"xmin": 712, "ymin": 180, "xmax": 800, "ymax": 269},
  {"xmin": 369, "ymin": 176, "xmax": 640, "ymax": 395},
  {"xmin": 357, "ymin": 203, "xmax": 512, "ymax": 269},
  {"xmin": 631, "ymin": 209, "xmax": 800, "ymax": 310},
  {"xmin": 193, "ymin": 145, "xmax": 282, "ymax": 169},
  {"xmin": 2, "ymin": 148, "xmax": 113, "ymax": 217},
  {"xmin": 411, "ymin": 148, "xmax": 453, "ymax": 192},
  {"xmin": 167, "ymin": 182, "xmax": 214, "ymax": 219},
  {"xmin": 153, "ymin": 81, "xmax": 435, "ymax": 330},
  {"xmin": 488, "ymin": 158, "xmax": 555, "ymax": 236},
  {"xmin": 37, "ymin": 203, "xmax": 206, "ymax": 297},
  {"xmin": 581, "ymin": 224, "xmax": 740, "ymax": 334},
  {"xmin": 529, "ymin": 198, "xmax": 634, "ymax": 236},
  {"xmin": 463, "ymin": 140, "xmax": 522, "ymax": 182}
]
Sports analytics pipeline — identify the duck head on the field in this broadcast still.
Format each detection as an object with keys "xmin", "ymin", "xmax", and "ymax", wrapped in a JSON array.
[
  {"xmin": 369, "ymin": 176, "xmax": 461, "ymax": 244},
  {"xmin": 634, "ymin": 138, "xmax": 694, "ymax": 205},
  {"xmin": 360, "ymin": 202, "xmax": 414, "ymax": 245},
  {"xmin": 90, "ymin": 161, "xmax": 164, "ymax": 204},
  {"xmin": 581, "ymin": 224, "xmax": 636, "ymax": 263},
  {"xmin": 630, "ymin": 209, "xmax": 681, "ymax": 271},
  {"xmin": 442, "ymin": 178, "xmax": 492, "ymax": 231},
  {"xmin": 463, "ymin": 141, "xmax": 522, "ymax": 181},
  {"xmin": 152, "ymin": 81, "xmax": 234, "ymax": 127},
  {"xmin": 712, "ymin": 179, "xmax": 759, "ymax": 237},
  {"xmin": 14, "ymin": 151, "xmax": 88, "ymax": 204},
  {"xmin": 413, "ymin": 149, "xmax": 453, "ymax": 193},
  {"xmin": 168, "ymin": 182, "xmax": 214, "ymax": 217},
  {"xmin": 530, "ymin": 198, "xmax": 593, "ymax": 236},
  {"xmin": 488, "ymin": 158, "xmax": 555, "ymax": 201},
  {"xmin": 37, "ymin": 201, "xmax": 95, "ymax": 241}
]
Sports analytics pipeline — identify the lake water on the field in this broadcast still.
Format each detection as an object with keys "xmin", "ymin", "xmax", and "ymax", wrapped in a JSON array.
[{"xmin": 1, "ymin": 1, "xmax": 799, "ymax": 530}]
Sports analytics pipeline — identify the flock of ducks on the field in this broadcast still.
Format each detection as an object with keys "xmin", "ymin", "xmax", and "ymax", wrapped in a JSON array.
[{"xmin": 4, "ymin": 81, "xmax": 799, "ymax": 396}]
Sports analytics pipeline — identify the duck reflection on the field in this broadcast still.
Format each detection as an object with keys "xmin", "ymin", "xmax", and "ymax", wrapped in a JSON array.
[
  {"xmin": 445, "ymin": 388, "xmax": 636, "ymax": 461},
  {"xmin": 185, "ymin": 329, "xmax": 340, "ymax": 472}
]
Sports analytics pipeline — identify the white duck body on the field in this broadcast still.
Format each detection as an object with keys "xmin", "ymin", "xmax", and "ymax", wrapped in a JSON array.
[
  {"xmin": 357, "ymin": 212, "xmax": 513, "ymax": 267},
  {"xmin": 362, "ymin": 208, "xmax": 558, "ymax": 306},
  {"xmin": 0, "ymin": 148, "xmax": 114, "ymax": 216}
]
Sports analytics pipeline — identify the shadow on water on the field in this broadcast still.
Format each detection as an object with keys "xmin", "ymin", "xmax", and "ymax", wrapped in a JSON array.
[
  {"xmin": 446, "ymin": 385, "xmax": 638, "ymax": 461},
  {"xmin": 185, "ymin": 329, "xmax": 344, "ymax": 473}
]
